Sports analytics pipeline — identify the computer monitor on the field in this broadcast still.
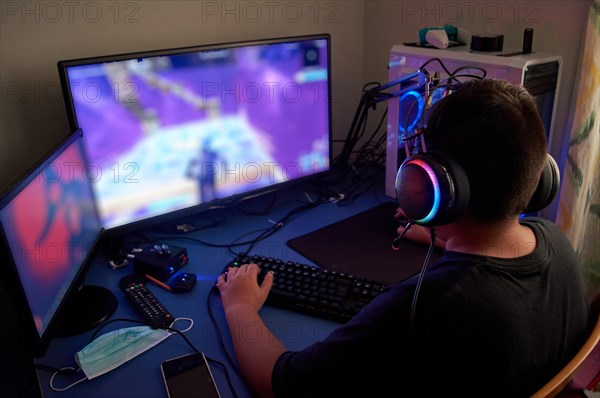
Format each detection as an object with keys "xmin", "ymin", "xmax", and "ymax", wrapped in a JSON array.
[
  {"xmin": 0, "ymin": 130, "xmax": 116, "ymax": 357},
  {"xmin": 58, "ymin": 34, "xmax": 332, "ymax": 233}
]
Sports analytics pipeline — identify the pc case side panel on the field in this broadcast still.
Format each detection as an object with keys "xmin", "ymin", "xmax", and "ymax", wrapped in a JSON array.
[
  {"xmin": 386, "ymin": 94, "xmax": 400, "ymax": 198},
  {"xmin": 523, "ymin": 57, "xmax": 562, "ymax": 154},
  {"xmin": 546, "ymin": 58, "xmax": 561, "ymax": 157},
  {"xmin": 385, "ymin": 50, "xmax": 426, "ymax": 198}
]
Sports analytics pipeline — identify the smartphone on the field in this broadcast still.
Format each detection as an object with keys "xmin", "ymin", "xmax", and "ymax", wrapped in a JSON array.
[{"xmin": 160, "ymin": 352, "xmax": 221, "ymax": 398}]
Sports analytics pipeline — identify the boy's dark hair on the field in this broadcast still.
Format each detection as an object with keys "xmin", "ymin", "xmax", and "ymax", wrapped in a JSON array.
[{"xmin": 426, "ymin": 79, "xmax": 547, "ymax": 220}]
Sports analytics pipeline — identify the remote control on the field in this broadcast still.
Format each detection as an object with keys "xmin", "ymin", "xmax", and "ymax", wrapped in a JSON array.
[{"xmin": 119, "ymin": 274, "xmax": 174, "ymax": 328}]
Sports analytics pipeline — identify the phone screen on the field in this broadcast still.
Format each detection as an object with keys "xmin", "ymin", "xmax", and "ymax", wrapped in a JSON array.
[{"xmin": 161, "ymin": 352, "xmax": 221, "ymax": 398}]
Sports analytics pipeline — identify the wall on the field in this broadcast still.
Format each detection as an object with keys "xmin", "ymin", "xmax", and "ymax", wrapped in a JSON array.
[
  {"xmin": 0, "ymin": 0, "xmax": 366, "ymax": 193},
  {"xmin": 0, "ymin": 1, "xmax": 592, "ymax": 205},
  {"xmin": 363, "ymin": 0, "xmax": 590, "ymax": 220}
]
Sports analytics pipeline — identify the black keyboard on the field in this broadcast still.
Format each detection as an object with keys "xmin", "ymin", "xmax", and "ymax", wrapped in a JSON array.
[{"xmin": 225, "ymin": 255, "xmax": 387, "ymax": 322}]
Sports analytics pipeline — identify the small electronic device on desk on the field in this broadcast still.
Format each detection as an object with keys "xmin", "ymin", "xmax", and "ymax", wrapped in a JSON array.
[
  {"xmin": 130, "ymin": 243, "xmax": 189, "ymax": 281},
  {"xmin": 115, "ymin": 242, "xmax": 195, "ymax": 326},
  {"xmin": 169, "ymin": 272, "xmax": 197, "ymax": 293},
  {"xmin": 126, "ymin": 243, "xmax": 197, "ymax": 293},
  {"xmin": 144, "ymin": 272, "xmax": 198, "ymax": 293}
]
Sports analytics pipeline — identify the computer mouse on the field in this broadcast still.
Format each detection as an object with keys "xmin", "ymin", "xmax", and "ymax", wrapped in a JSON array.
[{"xmin": 170, "ymin": 272, "xmax": 197, "ymax": 293}]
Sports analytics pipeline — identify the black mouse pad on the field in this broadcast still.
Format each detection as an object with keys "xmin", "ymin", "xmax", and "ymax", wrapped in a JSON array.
[{"xmin": 286, "ymin": 202, "xmax": 443, "ymax": 284}]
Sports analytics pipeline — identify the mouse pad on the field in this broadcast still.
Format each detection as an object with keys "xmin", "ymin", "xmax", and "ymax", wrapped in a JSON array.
[{"xmin": 286, "ymin": 202, "xmax": 443, "ymax": 285}]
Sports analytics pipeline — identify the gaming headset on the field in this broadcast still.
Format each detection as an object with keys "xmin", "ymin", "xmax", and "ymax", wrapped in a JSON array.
[
  {"xmin": 395, "ymin": 148, "xmax": 560, "ymax": 227},
  {"xmin": 396, "ymin": 149, "xmax": 560, "ymax": 332},
  {"xmin": 392, "ymin": 64, "xmax": 562, "ymax": 227}
]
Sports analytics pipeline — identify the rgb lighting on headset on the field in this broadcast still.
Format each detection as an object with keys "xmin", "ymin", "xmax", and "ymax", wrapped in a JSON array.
[
  {"xmin": 398, "ymin": 90, "xmax": 424, "ymax": 135},
  {"xmin": 409, "ymin": 158, "xmax": 441, "ymax": 224}
]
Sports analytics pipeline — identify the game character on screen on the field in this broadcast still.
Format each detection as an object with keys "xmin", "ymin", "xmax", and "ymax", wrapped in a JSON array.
[{"xmin": 186, "ymin": 136, "xmax": 220, "ymax": 203}]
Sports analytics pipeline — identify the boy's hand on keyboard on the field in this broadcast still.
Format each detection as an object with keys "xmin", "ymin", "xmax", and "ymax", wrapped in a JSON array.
[
  {"xmin": 217, "ymin": 263, "xmax": 274, "ymax": 313},
  {"xmin": 224, "ymin": 255, "xmax": 387, "ymax": 321}
]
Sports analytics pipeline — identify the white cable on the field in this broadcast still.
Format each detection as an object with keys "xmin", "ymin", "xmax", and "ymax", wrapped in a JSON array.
[
  {"xmin": 49, "ymin": 367, "xmax": 86, "ymax": 392},
  {"xmin": 170, "ymin": 317, "xmax": 194, "ymax": 333}
]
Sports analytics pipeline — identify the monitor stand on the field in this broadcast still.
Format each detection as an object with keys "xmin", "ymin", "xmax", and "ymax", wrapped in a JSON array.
[{"xmin": 54, "ymin": 285, "xmax": 117, "ymax": 337}]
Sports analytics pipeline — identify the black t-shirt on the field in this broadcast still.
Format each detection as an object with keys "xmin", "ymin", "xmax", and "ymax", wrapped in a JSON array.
[{"xmin": 272, "ymin": 218, "xmax": 590, "ymax": 397}]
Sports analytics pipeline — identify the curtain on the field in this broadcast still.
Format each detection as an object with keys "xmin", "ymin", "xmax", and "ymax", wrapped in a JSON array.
[{"xmin": 556, "ymin": 0, "xmax": 600, "ymax": 304}]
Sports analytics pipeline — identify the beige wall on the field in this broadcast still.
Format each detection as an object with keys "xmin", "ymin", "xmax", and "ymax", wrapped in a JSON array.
[
  {"xmin": 0, "ymin": 0, "xmax": 591, "ymax": 218},
  {"xmin": 0, "ymin": 0, "xmax": 365, "ymax": 192},
  {"xmin": 363, "ymin": 0, "xmax": 590, "ymax": 218}
]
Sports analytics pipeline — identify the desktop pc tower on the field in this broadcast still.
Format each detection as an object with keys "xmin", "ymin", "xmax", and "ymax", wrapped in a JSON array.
[{"xmin": 385, "ymin": 45, "xmax": 562, "ymax": 198}]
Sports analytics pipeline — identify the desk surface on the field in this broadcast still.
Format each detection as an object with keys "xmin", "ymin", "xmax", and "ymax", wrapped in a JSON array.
[{"xmin": 35, "ymin": 179, "xmax": 398, "ymax": 398}]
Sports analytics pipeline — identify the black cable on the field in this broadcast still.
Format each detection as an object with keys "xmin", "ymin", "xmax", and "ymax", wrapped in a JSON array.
[
  {"xmin": 419, "ymin": 58, "xmax": 453, "ymax": 77},
  {"xmin": 205, "ymin": 356, "xmax": 239, "ymax": 398},
  {"xmin": 137, "ymin": 234, "xmax": 255, "ymax": 249},
  {"xmin": 344, "ymin": 105, "xmax": 370, "ymax": 164},
  {"xmin": 230, "ymin": 191, "xmax": 279, "ymax": 216},
  {"xmin": 194, "ymin": 194, "xmax": 325, "ymax": 396},
  {"xmin": 409, "ymin": 227, "xmax": 437, "ymax": 330},
  {"xmin": 335, "ymin": 96, "xmax": 368, "ymax": 167},
  {"xmin": 392, "ymin": 222, "xmax": 414, "ymax": 250},
  {"xmin": 451, "ymin": 65, "xmax": 487, "ymax": 78},
  {"xmin": 335, "ymin": 167, "xmax": 380, "ymax": 205},
  {"xmin": 353, "ymin": 109, "xmax": 388, "ymax": 167},
  {"xmin": 315, "ymin": 161, "xmax": 385, "ymax": 206},
  {"xmin": 233, "ymin": 223, "xmax": 284, "ymax": 256},
  {"xmin": 142, "ymin": 189, "xmax": 324, "ymax": 257},
  {"xmin": 34, "ymin": 363, "xmax": 78, "ymax": 375},
  {"xmin": 335, "ymin": 80, "xmax": 390, "ymax": 168},
  {"xmin": 206, "ymin": 286, "xmax": 258, "ymax": 398},
  {"xmin": 450, "ymin": 73, "xmax": 486, "ymax": 81},
  {"xmin": 239, "ymin": 196, "xmax": 325, "ymax": 256}
]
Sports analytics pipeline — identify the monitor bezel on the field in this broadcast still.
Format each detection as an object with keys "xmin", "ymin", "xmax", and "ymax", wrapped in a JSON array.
[
  {"xmin": 57, "ymin": 33, "xmax": 334, "ymax": 236},
  {"xmin": 0, "ymin": 129, "xmax": 105, "ymax": 357}
]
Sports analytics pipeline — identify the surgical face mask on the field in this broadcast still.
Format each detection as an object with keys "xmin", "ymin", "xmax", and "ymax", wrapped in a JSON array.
[
  {"xmin": 75, "ymin": 325, "xmax": 172, "ymax": 380},
  {"xmin": 49, "ymin": 318, "xmax": 193, "ymax": 392}
]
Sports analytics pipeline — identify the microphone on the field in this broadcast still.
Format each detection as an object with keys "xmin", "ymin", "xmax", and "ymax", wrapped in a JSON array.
[{"xmin": 392, "ymin": 221, "xmax": 414, "ymax": 250}]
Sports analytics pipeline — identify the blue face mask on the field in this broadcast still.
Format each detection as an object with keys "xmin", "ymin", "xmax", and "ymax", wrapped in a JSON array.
[{"xmin": 75, "ymin": 325, "xmax": 173, "ymax": 380}]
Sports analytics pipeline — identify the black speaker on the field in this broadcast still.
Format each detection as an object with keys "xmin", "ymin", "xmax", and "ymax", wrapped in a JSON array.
[{"xmin": 395, "ymin": 153, "xmax": 559, "ymax": 226}]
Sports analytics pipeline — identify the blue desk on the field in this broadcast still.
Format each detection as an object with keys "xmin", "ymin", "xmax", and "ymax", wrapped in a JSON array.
[{"xmin": 35, "ymin": 182, "xmax": 395, "ymax": 398}]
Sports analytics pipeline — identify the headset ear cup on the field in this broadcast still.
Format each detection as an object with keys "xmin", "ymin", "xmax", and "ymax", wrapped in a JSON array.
[
  {"xmin": 395, "ymin": 153, "xmax": 469, "ymax": 226},
  {"xmin": 524, "ymin": 154, "xmax": 560, "ymax": 214}
]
